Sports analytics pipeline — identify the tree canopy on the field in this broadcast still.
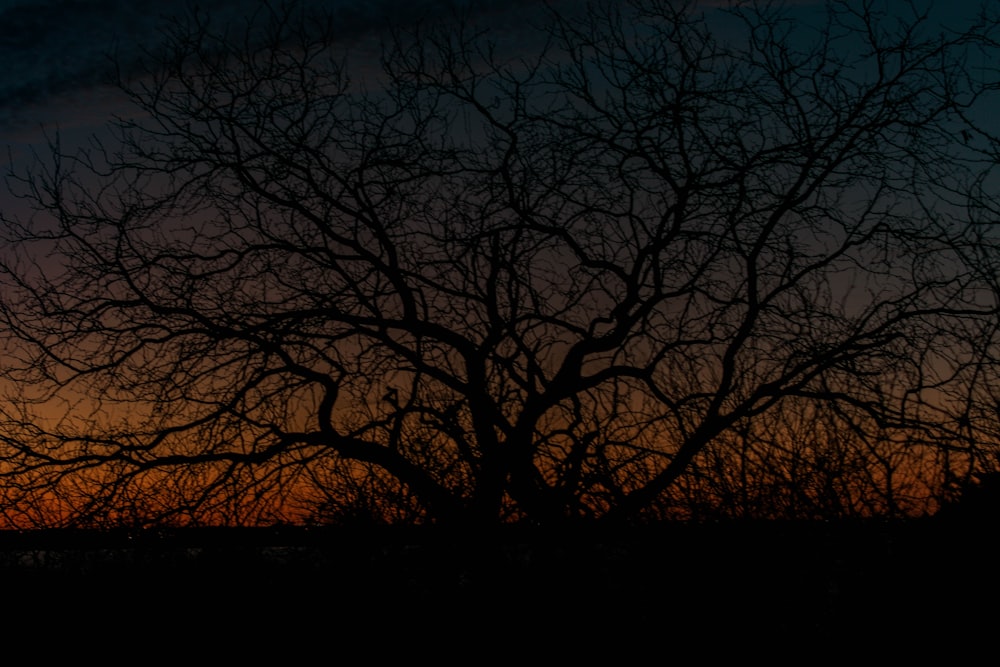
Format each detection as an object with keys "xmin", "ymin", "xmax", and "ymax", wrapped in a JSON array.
[{"xmin": 2, "ymin": 0, "xmax": 1000, "ymax": 528}]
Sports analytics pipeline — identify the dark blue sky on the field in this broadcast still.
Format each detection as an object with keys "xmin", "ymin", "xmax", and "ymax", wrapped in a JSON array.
[
  {"xmin": 0, "ymin": 0, "xmax": 990, "ymax": 161},
  {"xmin": 0, "ymin": 0, "xmax": 545, "ymax": 142}
]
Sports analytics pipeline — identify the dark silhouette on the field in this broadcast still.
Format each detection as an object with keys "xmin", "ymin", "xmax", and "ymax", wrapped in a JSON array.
[{"xmin": 2, "ymin": 0, "xmax": 1000, "ymax": 528}]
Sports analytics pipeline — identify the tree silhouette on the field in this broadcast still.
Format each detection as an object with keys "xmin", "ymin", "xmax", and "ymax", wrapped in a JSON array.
[{"xmin": 2, "ymin": 0, "xmax": 999, "ymax": 527}]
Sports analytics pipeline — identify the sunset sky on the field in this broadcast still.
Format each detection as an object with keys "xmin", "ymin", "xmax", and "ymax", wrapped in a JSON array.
[{"xmin": 0, "ymin": 0, "xmax": 998, "ymax": 530}]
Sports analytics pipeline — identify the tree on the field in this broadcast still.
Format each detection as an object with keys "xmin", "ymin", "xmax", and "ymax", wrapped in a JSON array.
[{"xmin": 1, "ymin": 0, "xmax": 999, "ymax": 528}]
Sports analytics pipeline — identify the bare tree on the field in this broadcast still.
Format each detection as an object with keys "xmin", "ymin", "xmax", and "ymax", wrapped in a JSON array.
[{"xmin": 1, "ymin": 0, "xmax": 999, "ymax": 527}]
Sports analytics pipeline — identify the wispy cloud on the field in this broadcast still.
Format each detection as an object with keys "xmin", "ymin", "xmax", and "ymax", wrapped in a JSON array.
[{"xmin": 0, "ymin": 0, "xmax": 540, "ymax": 137}]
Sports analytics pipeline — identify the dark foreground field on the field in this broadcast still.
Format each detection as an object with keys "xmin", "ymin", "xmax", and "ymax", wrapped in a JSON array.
[{"xmin": 0, "ymin": 518, "xmax": 994, "ymax": 661}]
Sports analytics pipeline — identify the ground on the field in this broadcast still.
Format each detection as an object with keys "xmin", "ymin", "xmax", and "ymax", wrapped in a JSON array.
[{"xmin": 0, "ymin": 519, "xmax": 993, "ymax": 661}]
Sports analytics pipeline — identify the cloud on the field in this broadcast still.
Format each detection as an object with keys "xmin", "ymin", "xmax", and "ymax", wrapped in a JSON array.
[
  {"xmin": 0, "ymin": 1, "xmax": 540, "ymax": 107},
  {"xmin": 0, "ymin": 0, "xmax": 575, "ymax": 141}
]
